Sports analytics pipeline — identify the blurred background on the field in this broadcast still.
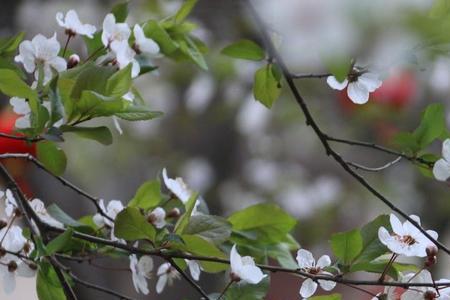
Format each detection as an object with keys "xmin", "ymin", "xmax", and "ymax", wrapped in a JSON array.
[{"xmin": 1, "ymin": 0, "xmax": 450, "ymax": 299}]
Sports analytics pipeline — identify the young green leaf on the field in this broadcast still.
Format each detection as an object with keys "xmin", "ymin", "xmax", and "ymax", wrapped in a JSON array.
[
  {"xmin": 174, "ymin": 0, "xmax": 198, "ymax": 24},
  {"xmin": 46, "ymin": 228, "xmax": 74, "ymax": 255},
  {"xmin": 353, "ymin": 215, "xmax": 390, "ymax": 264},
  {"xmin": 253, "ymin": 64, "xmax": 282, "ymax": 108},
  {"xmin": 0, "ymin": 68, "xmax": 38, "ymax": 100},
  {"xmin": 330, "ymin": 229, "xmax": 363, "ymax": 266},
  {"xmin": 174, "ymin": 192, "xmax": 199, "ymax": 234},
  {"xmin": 128, "ymin": 180, "xmax": 162, "ymax": 210},
  {"xmin": 48, "ymin": 76, "xmax": 65, "ymax": 127},
  {"xmin": 114, "ymin": 207, "xmax": 156, "ymax": 241},
  {"xmin": 111, "ymin": 1, "xmax": 129, "ymax": 22},
  {"xmin": 221, "ymin": 39, "xmax": 265, "ymax": 61},
  {"xmin": 184, "ymin": 214, "xmax": 232, "ymax": 245},
  {"xmin": 36, "ymin": 141, "xmax": 67, "ymax": 176},
  {"xmin": 105, "ymin": 64, "xmax": 132, "ymax": 97},
  {"xmin": 115, "ymin": 106, "xmax": 163, "ymax": 121},
  {"xmin": 179, "ymin": 234, "xmax": 228, "ymax": 272},
  {"xmin": 61, "ymin": 126, "xmax": 113, "ymax": 145},
  {"xmin": 36, "ymin": 263, "xmax": 66, "ymax": 300},
  {"xmin": 413, "ymin": 103, "xmax": 446, "ymax": 148}
]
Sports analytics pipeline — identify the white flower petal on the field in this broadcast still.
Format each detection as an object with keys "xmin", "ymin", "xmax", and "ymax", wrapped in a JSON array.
[
  {"xmin": 433, "ymin": 158, "xmax": 450, "ymax": 181},
  {"xmin": 347, "ymin": 81, "xmax": 370, "ymax": 104},
  {"xmin": 442, "ymin": 139, "xmax": 450, "ymax": 162},
  {"xmin": 3, "ymin": 271, "xmax": 16, "ymax": 294},
  {"xmin": 300, "ymin": 278, "xmax": 318, "ymax": 298},
  {"xmin": 319, "ymin": 279, "xmax": 336, "ymax": 291},
  {"xmin": 16, "ymin": 263, "xmax": 36, "ymax": 278},
  {"xmin": 156, "ymin": 274, "xmax": 167, "ymax": 294},
  {"xmin": 326, "ymin": 76, "xmax": 348, "ymax": 90},
  {"xmin": 316, "ymin": 255, "xmax": 331, "ymax": 268},
  {"xmin": 389, "ymin": 214, "xmax": 405, "ymax": 236},
  {"xmin": 240, "ymin": 265, "xmax": 267, "ymax": 284},
  {"xmin": 296, "ymin": 249, "xmax": 315, "ymax": 269},
  {"xmin": 358, "ymin": 72, "xmax": 382, "ymax": 92},
  {"xmin": 186, "ymin": 260, "xmax": 201, "ymax": 281}
]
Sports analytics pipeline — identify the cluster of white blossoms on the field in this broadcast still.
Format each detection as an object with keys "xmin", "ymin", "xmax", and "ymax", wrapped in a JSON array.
[
  {"xmin": 0, "ymin": 190, "xmax": 40, "ymax": 294},
  {"xmin": 327, "ymin": 67, "xmax": 382, "ymax": 104},
  {"xmin": 11, "ymin": 9, "xmax": 160, "ymax": 130}
]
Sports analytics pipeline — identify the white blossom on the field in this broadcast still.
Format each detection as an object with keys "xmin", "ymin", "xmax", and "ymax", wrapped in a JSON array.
[
  {"xmin": 230, "ymin": 244, "xmax": 266, "ymax": 285},
  {"xmin": 156, "ymin": 263, "xmax": 180, "ymax": 294},
  {"xmin": 148, "ymin": 207, "xmax": 166, "ymax": 229},
  {"xmin": 14, "ymin": 33, "xmax": 67, "ymax": 84},
  {"xmin": 378, "ymin": 214, "xmax": 438, "ymax": 257},
  {"xmin": 129, "ymin": 255, "xmax": 153, "ymax": 295},
  {"xmin": 296, "ymin": 249, "xmax": 336, "ymax": 298},
  {"xmin": 327, "ymin": 70, "xmax": 382, "ymax": 104},
  {"xmin": 401, "ymin": 270, "xmax": 450, "ymax": 300},
  {"xmin": 110, "ymin": 40, "xmax": 140, "ymax": 78},
  {"xmin": 2, "ymin": 189, "xmax": 18, "ymax": 217},
  {"xmin": 101, "ymin": 14, "xmax": 131, "ymax": 47},
  {"xmin": 432, "ymin": 139, "xmax": 450, "ymax": 181},
  {"xmin": 185, "ymin": 259, "xmax": 201, "ymax": 281},
  {"xmin": 29, "ymin": 199, "xmax": 64, "ymax": 228},
  {"xmin": 0, "ymin": 260, "xmax": 36, "ymax": 294},
  {"xmin": 162, "ymin": 168, "xmax": 194, "ymax": 204},
  {"xmin": 0, "ymin": 226, "xmax": 27, "ymax": 255},
  {"xmin": 93, "ymin": 199, "xmax": 124, "ymax": 228},
  {"xmin": 56, "ymin": 10, "xmax": 96, "ymax": 38},
  {"xmin": 133, "ymin": 24, "xmax": 159, "ymax": 55}
]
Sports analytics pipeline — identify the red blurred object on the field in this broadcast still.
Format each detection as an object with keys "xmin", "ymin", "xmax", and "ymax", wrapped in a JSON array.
[
  {"xmin": 0, "ymin": 109, "xmax": 36, "ymax": 197},
  {"xmin": 0, "ymin": 109, "xmax": 36, "ymax": 156},
  {"xmin": 338, "ymin": 70, "xmax": 417, "ymax": 112}
]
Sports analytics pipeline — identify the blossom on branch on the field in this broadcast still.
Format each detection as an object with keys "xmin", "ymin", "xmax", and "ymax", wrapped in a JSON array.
[
  {"xmin": 93, "ymin": 199, "xmax": 124, "ymax": 228},
  {"xmin": 129, "ymin": 254, "xmax": 153, "ymax": 295},
  {"xmin": 327, "ymin": 69, "xmax": 382, "ymax": 104},
  {"xmin": 162, "ymin": 168, "xmax": 194, "ymax": 204},
  {"xmin": 296, "ymin": 249, "xmax": 336, "ymax": 298},
  {"xmin": 29, "ymin": 199, "xmax": 64, "ymax": 228},
  {"xmin": 110, "ymin": 40, "xmax": 140, "ymax": 77},
  {"xmin": 378, "ymin": 214, "xmax": 438, "ymax": 257},
  {"xmin": 14, "ymin": 33, "xmax": 67, "ymax": 84},
  {"xmin": 56, "ymin": 10, "xmax": 96, "ymax": 38},
  {"xmin": 230, "ymin": 244, "xmax": 266, "ymax": 285},
  {"xmin": 156, "ymin": 263, "xmax": 180, "ymax": 294},
  {"xmin": 147, "ymin": 207, "xmax": 166, "ymax": 229},
  {"xmin": 101, "ymin": 14, "xmax": 131, "ymax": 47},
  {"xmin": 432, "ymin": 139, "xmax": 450, "ymax": 182},
  {"xmin": 1, "ymin": 189, "xmax": 18, "ymax": 217},
  {"xmin": 132, "ymin": 24, "xmax": 159, "ymax": 55},
  {"xmin": 401, "ymin": 270, "xmax": 450, "ymax": 300}
]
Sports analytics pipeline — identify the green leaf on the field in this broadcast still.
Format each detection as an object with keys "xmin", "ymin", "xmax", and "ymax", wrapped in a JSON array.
[
  {"xmin": 143, "ymin": 21, "xmax": 178, "ymax": 55},
  {"xmin": 77, "ymin": 90, "xmax": 125, "ymax": 117},
  {"xmin": 174, "ymin": 192, "xmax": 199, "ymax": 234},
  {"xmin": 429, "ymin": 0, "xmax": 450, "ymax": 18},
  {"xmin": 36, "ymin": 262, "xmax": 66, "ymax": 300},
  {"xmin": 310, "ymin": 294, "xmax": 342, "ymax": 300},
  {"xmin": 353, "ymin": 215, "xmax": 390, "ymax": 264},
  {"xmin": 114, "ymin": 207, "xmax": 156, "ymax": 241},
  {"xmin": 324, "ymin": 55, "xmax": 352, "ymax": 83},
  {"xmin": 225, "ymin": 276, "xmax": 269, "ymax": 300},
  {"xmin": 179, "ymin": 234, "xmax": 228, "ymax": 272},
  {"xmin": 47, "ymin": 204, "xmax": 84, "ymax": 228},
  {"xmin": 46, "ymin": 228, "xmax": 74, "ymax": 255},
  {"xmin": 228, "ymin": 203, "xmax": 296, "ymax": 244},
  {"xmin": 111, "ymin": 1, "xmax": 129, "ymax": 22},
  {"xmin": 115, "ymin": 106, "xmax": 163, "ymax": 121},
  {"xmin": 0, "ymin": 32, "xmax": 25, "ymax": 55},
  {"xmin": 393, "ymin": 132, "xmax": 420, "ymax": 154},
  {"xmin": 178, "ymin": 36, "xmax": 208, "ymax": 70},
  {"xmin": 0, "ymin": 68, "xmax": 38, "ymax": 100},
  {"xmin": 36, "ymin": 141, "xmax": 67, "ymax": 176},
  {"xmin": 61, "ymin": 126, "xmax": 113, "ymax": 145},
  {"xmin": 174, "ymin": 0, "xmax": 198, "ymax": 24},
  {"xmin": 105, "ymin": 64, "xmax": 132, "ymax": 97},
  {"xmin": 253, "ymin": 64, "xmax": 282, "ymax": 108},
  {"xmin": 221, "ymin": 40, "xmax": 265, "ymax": 61},
  {"xmin": 70, "ymin": 64, "xmax": 115, "ymax": 100},
  {"xmin": 413, "ymin": 103, "xmax": 446, "ymax": 148},
  {"xmin": 184, "ymin": 214, "xmax": 232, "ymax": 245},
  {"xmin": 330, "ymin": 229, "xmax": 363, "ymax": 266},
  {"xmin": 128, "ymin": 180, "xmax": 162, "ymax": 210}
]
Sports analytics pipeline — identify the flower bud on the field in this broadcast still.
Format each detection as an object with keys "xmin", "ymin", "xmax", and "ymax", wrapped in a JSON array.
[
  {"xmin": 7, "ymin": 260, "xmax": 17, "ymax": 272},
  {"xmin": 147, "ymin": 213, "xmax": 157, "ymax": 224},
  {"xmin": 67, "ymin": 54, "xmax": 80, "ymax": 69},
  {"xmin": 167, "ymin": 208, "xmax": 181, "ymax": 219},
  {"xmin": 0, "ymin": 219, "xmax": 7, "ymax": 229},
  {"xmin": 0, "ymin": 247, "xmax": 6, "ymax": 258},
  {"xmin": 23, "ymin": 242, "xmax": 32, "ymax": 254},
  {"xmin": 426, "ymin": 245, "xmax": 438, "ymax": 257},
  {"xmin": 424, "ymin": 290, "xmax": 437, "ymax": 300},
  {"xmin": 230, "ymin": 272, "xmax": 241, "ymax": 282},
  {"xmin": 425, "ymin": 255, "xmax": 437, "ymax": 267}
]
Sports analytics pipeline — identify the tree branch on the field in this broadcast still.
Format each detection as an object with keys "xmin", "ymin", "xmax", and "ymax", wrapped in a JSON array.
[
  {"xmin": 243, "ymin": 0, "xmax": 450, "ymax": 256},
  {"xmin": 292, "ymin": 72, "xmax": 331, "ymax": 79}
]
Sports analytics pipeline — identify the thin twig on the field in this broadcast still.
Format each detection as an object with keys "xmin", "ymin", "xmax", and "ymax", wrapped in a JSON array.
[
  {"xmin": 243, "ymin": 0, "xmax": 450, "ymax": 256},
  {"xmin": 0, "ymin": 153, "xmax": 113, "ymax": 222},
  {"xmin": 292, "ymin": 72, "xmax": 331, "ymax": 79},
  {"xmin": 347, "ymin": 156, "xmax": 402, "ymax": 172},
  {"xmin": 166, "ymin": 257, "xmax": 210, "ymax": 300}
]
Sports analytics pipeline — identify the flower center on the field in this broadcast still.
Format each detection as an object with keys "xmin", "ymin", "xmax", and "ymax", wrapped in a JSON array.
[
  {"xmin": 424, "ymin": 290, "xmax": 437, "ymax": 300},
  {"xmin": 400, "ymin": 235, "xmax": 416, "ymax": 246},
  {"xmin": 308, "ymin": 267, "xmax": 321, "ymax": 275}
]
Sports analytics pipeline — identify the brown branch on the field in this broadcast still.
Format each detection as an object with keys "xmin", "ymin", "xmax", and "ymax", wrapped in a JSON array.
[
  {"xmin": 243, "ymin": 0, "xmax": 450, "ymax": 256},
  {"xmin": 292, "ymin": 72, "xmax": 331, "ymax": 79}
]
